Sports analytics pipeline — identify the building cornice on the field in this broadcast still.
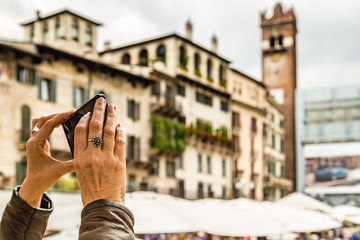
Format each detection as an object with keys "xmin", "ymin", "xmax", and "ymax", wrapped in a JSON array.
[
  {"xmin": 100, "ymin": 33, "xmax": 231, "ymax": 64},
  {"xmin": 232, "ymin": 98, "xmax": 267, "ymax": 116}
]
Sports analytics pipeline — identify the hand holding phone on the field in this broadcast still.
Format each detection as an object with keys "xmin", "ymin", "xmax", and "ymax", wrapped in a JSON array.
[{"xmin": 62, "ymin": 94, "xmax": 108, "ymax": 157}]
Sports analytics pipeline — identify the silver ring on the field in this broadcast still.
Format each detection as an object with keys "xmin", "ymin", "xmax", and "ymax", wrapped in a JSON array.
[
  {"xmin": 88, "ymin": 136, "xmax": 103, "ymax": 147},
  {"xmin": 32, "ymin": 125, "xmax": 40, "ymax": 134}
]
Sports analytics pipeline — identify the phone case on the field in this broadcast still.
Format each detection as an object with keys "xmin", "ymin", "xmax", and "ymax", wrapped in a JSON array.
[{"xmin": 62, "ymin": 94, "xmax": 107, "ymax": 157}]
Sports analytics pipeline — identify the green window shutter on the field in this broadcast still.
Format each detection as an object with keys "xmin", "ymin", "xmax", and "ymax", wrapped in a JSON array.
[
  {"xmin": 127, "ymin": 99, "xmax": 132, "ymax": 118},
  {"xmin": 38, "ymin": 77, "xmax": 42, "ymax": 99},
  {"xmin": 135, "ymin": 102, "xmax": 140, "ymax": 120},
  {"xmin": 16, "ymin": 65, "xmax": 20, "ymax": 82},
  {"xmin": 136, "ymin": 137, "xmax": 140, "ymax": 160},
  {"xmin": 73, "ymin": 85, "xmax": 77, "ymax": 107},
  {"xmin": 85, "ymin": 88, "xmax": 89, "ymax": 102},
  {"xmin": 51, "ymin": 80, "xmax": 57, "ymax": 102},
  {"xmin": 31, "ymin": 69, "xmax": 36, "ymax": 85}
]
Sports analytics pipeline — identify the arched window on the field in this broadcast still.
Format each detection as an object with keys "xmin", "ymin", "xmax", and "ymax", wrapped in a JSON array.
[
  {"xmin": 85, "ymin": 25, "xmax": 92, "ymax": 46},
  {"xmin": 139, "ymin": 49, "xmax": 148, "ymax": 66},
  {"xmin": 21, "ymin": 105, "xmax": 31, "ymax": 142},
  {"xmin": 156, "ymin": 45, "xmax": 166, "ymax": 62},
  {"xmin": 55, "ymin": 18, "xmax": 61, "ymax": 39},
  {"xmin": 207, "ymin": 59, "xmax": 212, "ymax": 78},
  {"xmin": 194, "ymin": 53, "xmax": 201, "ymax": 77},
  {"xmin": 219, "ymin": 65, "xmax": 226, "ymax": 87},
  {"xmin": 43, "ymin": 22, "xmax": 49, "ymax": 44},
  {"xmin": 72, "ymin": 19, "xmax": 79, "ymax": 41},
  {"xmin": 122, "ymin": 53, "xmax": 131, "ymax": 65},
  {"xmin": 278, "ymin": 35, "xmax": 283, "ymax": 47},
  {"xmin": 179, "ymin": 46, "xmax": 187, "ymax": 69},
  {"xmin": 270, "ymin": 36, "xmax": 275, "ymax": 48}
]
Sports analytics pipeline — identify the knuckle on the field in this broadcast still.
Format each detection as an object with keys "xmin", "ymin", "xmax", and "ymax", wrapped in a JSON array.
[
  {"xmin": 90, "ymin": 120, "xmax": 103, "ymax": 132},
  {"xmin": 103, "ymin": 126, "xmax": 115, "ymax": 136},
  {"xmin": 75, "ymin": 124, "xmax": 86, "ymax": 134}
]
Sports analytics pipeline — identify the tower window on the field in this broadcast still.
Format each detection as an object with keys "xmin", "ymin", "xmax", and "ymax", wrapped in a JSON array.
[
  {"xmin": 194, "ymin": 53, "xmax": 201, "ymax": 77},
  {"xmin": 139, "ymin": 49, "xmax": 148, "ymax": 66},
  {"xmin": 55, "ymin": 18, "xmax": 61, "ymax": 39},
  {"xmin": 72, "ymin": 19, "xmax": 79, "ymax": 41},
  {"xmin": 85, "ymin": 25, "xmax": 92, "ymax": 46},
  {"xmin": 43, "ymin": 22, "xmax": 49, "ymax": 45},
  {"xmin": 122, "ymin": 53, "xmax": 131, "ymax": 65},
  {"xmin": 156, "ymin": 45, "xmax": 166, "ymax": 62},
  {"xmin": 270, "ymin": 36, "xmax": 275, "ymax": 48},
  {"xmin": 278, "ymin": 35, "xmax": 283, "ymax": 46},
  {"xmin": 207, "ymin": 59, "xmax": 213, "ymax": 81}
]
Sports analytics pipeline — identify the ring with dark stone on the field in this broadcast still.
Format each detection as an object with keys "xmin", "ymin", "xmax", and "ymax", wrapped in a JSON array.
[{"xmin": 88, "ymin": 136, "xmax": 103, "ymax": 147}]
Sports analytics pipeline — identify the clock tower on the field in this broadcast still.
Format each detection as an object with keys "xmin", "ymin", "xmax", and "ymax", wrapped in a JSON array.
[{"xmin": 261, "ymin": 3, "xmax": 297, "ymax": 191}]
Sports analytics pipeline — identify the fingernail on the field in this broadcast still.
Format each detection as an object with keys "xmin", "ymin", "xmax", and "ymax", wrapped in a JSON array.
[
  {"xmin": 109, "ymin": 104, "xmax": 114, "ymax": 111},
  {"xmin": 117, "ymin": 123, "xmax": 125, "ymax": 132},
  {"xmin": 84, "ymin": 112, "xmax": 91, "ymax": 118},
  {"xmin": 114, "ymin": 105, "xmax": 117, "ymax": 110}
]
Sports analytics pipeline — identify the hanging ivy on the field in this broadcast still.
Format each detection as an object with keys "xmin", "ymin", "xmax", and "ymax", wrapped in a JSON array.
[{"xmin": 150, "ymin": 115, "xmax": 187, "ymax": 154}]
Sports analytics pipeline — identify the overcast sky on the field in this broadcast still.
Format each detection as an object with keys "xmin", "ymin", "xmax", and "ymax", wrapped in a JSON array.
[{"xmin": 0, "ymin": 0, "xmax": 359, "ymax": 89}]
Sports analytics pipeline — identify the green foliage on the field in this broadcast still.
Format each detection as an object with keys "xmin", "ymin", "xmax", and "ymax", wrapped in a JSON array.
[
  {"xmin": 150, "ymin": 116, "xmax": 187, "ymax": 154},
  {"xmin": 194, "ymin": 69, "xmax": 202, "ymax": 77},
  {"xmin": 207, "ymin": 76, "xmax": 214, "ymax": 83},
  {"xmin": 220, "ymin": 78, "xmax": 227, "ymax": 87},
  {"xmin": 139, "ymin": 57, "xmax": 148, "ymax": 66},
  {"xmin": 179, "ymin": 55, "xmax": 189, "ymax": 71},
  {"xmin": 54, "ymin": 177, "xmax": 79, "ymax": 191}
]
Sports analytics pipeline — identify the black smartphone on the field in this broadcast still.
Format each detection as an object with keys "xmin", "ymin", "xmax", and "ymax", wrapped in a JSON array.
[{"xmin": 62, "ymin": 94, "xmax": 107, "ymax": 157}]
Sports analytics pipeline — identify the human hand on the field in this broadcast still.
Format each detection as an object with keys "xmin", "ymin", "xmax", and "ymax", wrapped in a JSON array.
[
  {"xmin": 74, "ymin": 98, "xmax": 126, "ymax": 206},
  {"xmin": 19, "ymin": 110, "xmax": 76, "ymax": 207}
]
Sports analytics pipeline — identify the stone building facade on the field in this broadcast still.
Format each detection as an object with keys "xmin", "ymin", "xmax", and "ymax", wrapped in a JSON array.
[{"xmin": 0, "ymin": 6, "xmax": 290, "ymax": 200}]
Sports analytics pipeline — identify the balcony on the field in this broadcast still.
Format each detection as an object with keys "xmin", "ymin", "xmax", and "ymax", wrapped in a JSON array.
[
  {"xmin": 264, "ymin": 174, "xmax": 293, "ymax": 191},
  {"xmin": 150, "ymin": 95, "xmax": 182, "ymax": 117}
]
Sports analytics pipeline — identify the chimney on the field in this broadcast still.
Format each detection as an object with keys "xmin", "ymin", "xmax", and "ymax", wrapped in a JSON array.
[
  {"xmin": 185, "ymin": 20, "xmax": 192, "ymax": 41},
  {"xmin": 104, "ymin": 41, "xmax": 111, "ymax": 51},
  {"xmin": 211, "ymin": 34, "xmax": 218, "ymax": 53},
  {"xmin": 36, "ymin": 10, "xmax": 41, "ymax": 20}
]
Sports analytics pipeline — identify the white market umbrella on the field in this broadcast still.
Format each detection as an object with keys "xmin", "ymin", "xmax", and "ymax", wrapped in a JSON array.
[
  {"xmin": 333, "ymin": 205, "xmax": 360, "ymax": 224},
  {"xmin": 126, "ymin": 192, "xmax": 199, "ymax": 234}
]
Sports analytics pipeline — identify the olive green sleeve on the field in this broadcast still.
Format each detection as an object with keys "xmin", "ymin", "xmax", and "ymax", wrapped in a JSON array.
[
  {"xmin": 0, "ymin": 186, "xmax": 53, "ymax": 240},
  {"xmin": 79, "ymin": 199, "xmax": 135, "ymax": 240}
]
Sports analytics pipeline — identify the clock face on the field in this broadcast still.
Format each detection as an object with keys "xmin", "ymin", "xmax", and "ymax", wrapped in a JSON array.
[{"xmin": 263, "ymin": 53, "xmax": 286, "ymax": 84}]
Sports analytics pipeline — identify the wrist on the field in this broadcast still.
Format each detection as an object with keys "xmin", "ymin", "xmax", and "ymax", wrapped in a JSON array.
[{"xmin": 19, "ymin": 178, "xmax": 44, "ymax": 208}]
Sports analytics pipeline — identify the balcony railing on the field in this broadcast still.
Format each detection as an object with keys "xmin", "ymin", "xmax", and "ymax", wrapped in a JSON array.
[{"xmin": 150, "ymin": 95, "xmax": 183, "ymax": 117}]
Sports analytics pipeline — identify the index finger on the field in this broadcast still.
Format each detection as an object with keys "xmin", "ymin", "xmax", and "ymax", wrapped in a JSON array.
[{"xmin": 34, "ymin": 110, "xmax": 75, "ymax": 143}]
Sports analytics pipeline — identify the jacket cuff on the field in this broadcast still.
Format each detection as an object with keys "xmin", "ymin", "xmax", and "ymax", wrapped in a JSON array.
[
  {"xmin": 82, "ymin": 199, "xmax": 135, "ymax": 225},
  {"xmin": 11, "ymin": 186, "xmax": 53, "ymax": 218}
]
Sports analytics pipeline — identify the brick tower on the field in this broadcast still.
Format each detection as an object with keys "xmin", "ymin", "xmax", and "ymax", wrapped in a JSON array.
[{"xmin": 261, "ymin": 3, "xmax": 297, "ymax": 191}]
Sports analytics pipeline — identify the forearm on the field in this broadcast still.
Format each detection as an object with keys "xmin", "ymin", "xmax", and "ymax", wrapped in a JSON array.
[
  {"xmin": 0, "ymin": 186, "xmax": 52, "ymax": 240},
  {"xmin": 79, "ymin": 199, "xmax": 135, "ymax": 240}
]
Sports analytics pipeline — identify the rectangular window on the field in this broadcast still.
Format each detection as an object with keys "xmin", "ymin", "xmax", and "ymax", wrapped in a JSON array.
[
  {"xmin": 166, "ymin": 161, "xmax": 176, "ymax": 177},
  {"xmin": 280, "ymin": 139, "xmax": 285, "ymax": 152},
  {"xmin": 222, "ymin": 187, "xmax": 227, "ymax": 198},
  {"xmin": 222, "ymin": 159, "xmax": 226, "ymax": 177},
  {"xmin": 280, "ymin": 165, "xmax": 285, "ymax": 178},
  {"xmin": 198, "ymin": 154, "xmax": 202, "ymax": 173},
  {"xmin": 251, "ymin": 117, "xmax": 257, "ymax": 133},
  {"xmin": 207, "ymin": 156, "xmax": 211, "ymax": 174},
  {"xmin": 177, "ymin": 85, "xmax": 186, "ymax": 96},
  {"xmin": 178, "ymin": 116, "xmax": 186, "ymax": 125},
  {"xmin": 280, "ymin": 120, "xmax": 284, "ymax": 128},
  {"xmin": 195, "ymin": 91, "xmax": 212, "ymax": 106},
  {"xmin": 272, "ymin": 134, "xmax": 276, "ymax": 149},
  {"xmin": 220, "ymin": 100, "xmax": 229, "ymax": 112},
  {"xmin": 73, "ymin": 86, "xmax": 89, "ymax": 107},
  {"xmin": 127, "ymin": 99, "xmax": 140, "ymax": 120},
  {"xmin": 232, "ymin": 135, "xmax": 240, "ymax": 153},
  {"xmin": 127, "ymin": 136, "xmax": 140, "ymax": 160},
  {"xmin": 150, "ymin": 159, "xmax": 159, "ymax": 175},
  {"xmin": 151, "ymin": 81, "xmax": 161, "ymax": 96},
  {"xmin": 16, "ymin": 65, "xmax": 36, "ymax": 85},
  {"xmin": 39, "ymin": 78, "xmax": 56, "ymax": 102},
  {"xmin": 177, "ymin": 155, "xmax": 183, "ymax": 169},
  {"xmin": 232, "ymin": 111, "xmax": 240, "ymax": 128}
]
